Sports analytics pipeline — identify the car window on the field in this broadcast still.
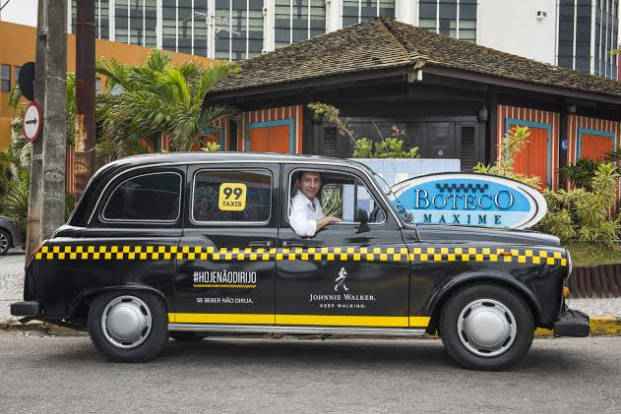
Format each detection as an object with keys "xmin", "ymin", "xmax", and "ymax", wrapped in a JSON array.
[
  {"xmin": 192, "ymin": 169, "xmax": 272, "ymax": 223},
  {"xmin": 103, "ymin": 172, "xmax": 182, "ymax": 222},
  {"xmin": 289, "ymin": 170, "xmax": 386, "ymax": 224}
]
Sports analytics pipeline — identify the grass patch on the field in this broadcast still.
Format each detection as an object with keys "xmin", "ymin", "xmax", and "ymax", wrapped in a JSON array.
[{"xmin": 566, "ymin": 242, "xmax": 621, "ymax": 267}]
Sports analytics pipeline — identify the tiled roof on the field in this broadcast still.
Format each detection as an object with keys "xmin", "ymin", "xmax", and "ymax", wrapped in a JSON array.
[{"xmin": 208, "ymin": 18, "xmax": 621, "ymax": 99}]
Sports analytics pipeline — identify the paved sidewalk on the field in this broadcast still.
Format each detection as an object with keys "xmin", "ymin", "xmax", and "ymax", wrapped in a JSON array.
[{"xmin": 2, "ymin": 252, "xmax": 621, "ymax": 325}]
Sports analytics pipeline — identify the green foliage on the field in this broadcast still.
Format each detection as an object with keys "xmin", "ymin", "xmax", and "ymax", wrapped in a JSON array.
[
  {"xmin": 320, "ymin": 184, "xmax": 343, "ymax": 217},
  {"xmin": 352, "ymin": 137, "xmax": 373, "ymax": 158},
  {"xmin": 307, "ymin": 102, "xmax": 355, "ymax": 142},
  {"xmin": 3, "ymin": 169, "xmax": 30, "ymax": 236},
  {"xmin": 537, "ymin": 163, "xmax": 620, "ymax": 246},
  {"xmin": 473, "ymin": 126, "xmax": 540, "ymax": 188},
  {"xmin": 201, "ymin": 142, "xmax": 221, "ymax": 152},
  {"xmin": 559, "ymin": 159, "xmax": 599, "ymax": 190},
  {"xmin": 96, "ymin": 51, "xmax": 238, "ymax": 160},
  {"xmin": 66, "ymin": 73, "xmax": 77, "ymax": 146},
  {"xmin": 353, "ymin": 136, "xmax": 419, "ymax": 158},
  {"xmin": 308, "ymin": 102, "xmax": 419, "ymax": 158}
]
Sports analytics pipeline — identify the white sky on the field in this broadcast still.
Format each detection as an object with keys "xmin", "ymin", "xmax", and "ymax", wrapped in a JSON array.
[{"xmin": 0, "ymin": 0, "xmax": 38, "ymax": 27}]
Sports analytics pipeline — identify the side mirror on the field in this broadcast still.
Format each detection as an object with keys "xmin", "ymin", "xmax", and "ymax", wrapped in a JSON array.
[{"xmin": 356, "ymin": 209, "xmax": 369, "ymax": 225}]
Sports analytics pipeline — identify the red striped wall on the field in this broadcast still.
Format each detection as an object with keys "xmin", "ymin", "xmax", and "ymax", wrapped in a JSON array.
[
  {"xmin": 567, "ymin": 115, "xmax": 621, "ymax": 164},
  {"xmin": 241, "ymin": 105, "xmax": 304, "ymax": 153},
  {"xmin": 497, "ymin": 105, "xmax": 560, "ymax": 190}
]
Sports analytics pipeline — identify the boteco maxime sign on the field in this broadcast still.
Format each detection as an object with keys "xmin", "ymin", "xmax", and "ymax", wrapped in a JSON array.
[{"xmin": 391, "ymin": 173, "xmax": 547, "ymax": 229}]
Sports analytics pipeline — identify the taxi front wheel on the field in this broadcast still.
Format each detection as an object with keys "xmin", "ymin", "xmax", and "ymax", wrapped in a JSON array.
[
  {"xmin": 88, "ymin": 291, "xmax": 168, "ymax": 362},
  {"xmin": 439, "ymin": 284, "xmax": 534, "ymax": 371}
]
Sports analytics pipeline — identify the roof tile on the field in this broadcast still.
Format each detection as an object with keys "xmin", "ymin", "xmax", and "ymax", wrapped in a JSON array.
[{"xmin": 209, "ymin": 18, "xmax": 621, "ymax": 99}]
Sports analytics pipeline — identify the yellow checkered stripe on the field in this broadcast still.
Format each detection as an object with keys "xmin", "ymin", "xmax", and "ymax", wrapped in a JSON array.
[
  {"xmin": 33, "ymin": 244, "xmax": 567, "ymax": 266},
  {"xmin": 411, "ymin": 246, "xmax": 567, "ymax": 267}
]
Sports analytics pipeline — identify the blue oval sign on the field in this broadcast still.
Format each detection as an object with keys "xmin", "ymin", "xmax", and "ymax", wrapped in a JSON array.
[{"xmin": 391, "ymin": 173, "xmax": 547, "ymax": 229}]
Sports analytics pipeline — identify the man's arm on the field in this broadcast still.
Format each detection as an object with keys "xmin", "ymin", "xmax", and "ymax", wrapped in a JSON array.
[{"xmin": 316, "ymin": 215, "xmax": 341, "ymax": 232}]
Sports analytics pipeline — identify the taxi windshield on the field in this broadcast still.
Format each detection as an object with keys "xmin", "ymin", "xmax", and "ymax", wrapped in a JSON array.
[{"xmin": 358, "ymin": 164, "xmax": 414, "ymax": 225}]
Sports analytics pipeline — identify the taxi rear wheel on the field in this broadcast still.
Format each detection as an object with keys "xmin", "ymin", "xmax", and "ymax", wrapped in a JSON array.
[
  {"xmin": 439, "ymin": 284, "xmax": 534, "ymax": 371},
  {"xmin": 88, "ymin": 291, "xmax": 168, "ymax": 362}
]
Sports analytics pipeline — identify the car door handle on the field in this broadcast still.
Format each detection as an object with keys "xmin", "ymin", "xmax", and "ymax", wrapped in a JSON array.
[{"xmin": 248, "ymin": 241, "xmax": 272, "ymax": 248}]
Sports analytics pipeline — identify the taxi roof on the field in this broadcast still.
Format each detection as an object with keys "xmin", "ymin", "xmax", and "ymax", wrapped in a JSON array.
[{"xmin": 104, "ymin": 152, "xmax": 356, "ymax": 169}]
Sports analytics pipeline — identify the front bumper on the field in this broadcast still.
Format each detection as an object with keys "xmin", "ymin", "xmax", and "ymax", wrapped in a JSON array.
[
  {"xmin": 10, "ymin": 301, "xmax": 40, "ymax": 317},
  {"xmin": 553, "ymin": 309, "xmax": 590, "ymax": 337}
]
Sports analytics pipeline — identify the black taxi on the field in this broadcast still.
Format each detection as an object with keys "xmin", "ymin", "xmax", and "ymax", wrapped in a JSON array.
[{"xmin": 11, "ymin": 153, "xmax": 589, "ymax": 370}]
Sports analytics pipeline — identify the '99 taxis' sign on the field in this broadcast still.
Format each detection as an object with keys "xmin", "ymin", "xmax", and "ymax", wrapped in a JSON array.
[
  {"xmin": 218, "ymin": 183, "xmax": 247, "ymax": 211},
  {"xmin": 391, "ymin": 173, "xmax": 547, "ymax": 229}
]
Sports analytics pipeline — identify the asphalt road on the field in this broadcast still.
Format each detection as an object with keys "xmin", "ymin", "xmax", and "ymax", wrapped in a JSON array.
[{"xmin": 0, "ymin": 333, "xmax": 619, "ymax": 414}]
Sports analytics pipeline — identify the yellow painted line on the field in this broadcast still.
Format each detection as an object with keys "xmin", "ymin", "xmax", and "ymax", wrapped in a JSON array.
[
  {"xmin": 589, "ymin": 315, "xmax": 621, "ymax": 336},
  {"xmin": 170, "ymin": 313, "xmax": 275, "ymax": 325},
  {"xmin": 275, "ymin": 314, "xmax": 409, "ymax": 327},
  {"xmin": 409, "ymin": 316, "xmax": 431, "ymax": 328}
]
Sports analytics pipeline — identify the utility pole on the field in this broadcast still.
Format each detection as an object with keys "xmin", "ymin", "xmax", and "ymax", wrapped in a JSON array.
[
  {"xmin": 40, "ymin": 0, "xmax": 67, "ymax": 239},
  {"xmin": 25, "ymin": 0, "xmax": 47, "ymax": 258},
  {"xmin": 74, "ymin": 0, "xmax": 96, "ymax": 193}
]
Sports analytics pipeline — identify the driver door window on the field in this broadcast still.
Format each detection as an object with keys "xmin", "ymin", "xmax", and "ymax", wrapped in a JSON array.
[{"xmin": 319, "ymin": 179, "xmax": 385, "ymax": 224}]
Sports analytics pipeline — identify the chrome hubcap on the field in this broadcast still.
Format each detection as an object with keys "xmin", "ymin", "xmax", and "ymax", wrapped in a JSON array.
[
  {"xmin": 457, "ymin": 298, "xmax": 517, "ymax": 357},
  {"xmin": 101, "ymin": 296, "xmax": 152, "ymax": 349}
]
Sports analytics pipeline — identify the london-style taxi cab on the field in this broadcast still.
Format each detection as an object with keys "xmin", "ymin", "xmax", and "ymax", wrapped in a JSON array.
[{"xmin": 11, "ymin": 153, "xmax": 589, "ymax": 370}]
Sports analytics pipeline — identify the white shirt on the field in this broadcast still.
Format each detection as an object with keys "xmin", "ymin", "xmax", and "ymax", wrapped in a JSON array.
[{"xmin": 289, "ymin": 192, "xmax": 325, "ymax": 237}]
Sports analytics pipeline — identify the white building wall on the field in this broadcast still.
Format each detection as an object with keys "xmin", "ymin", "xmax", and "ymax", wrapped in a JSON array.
[
  {"xmin": 395, "ymin": 0, "xmax": 417, "ymax": 26},
  {"xmin": 476, "ymin": 0, "xmax": 557, "ymax": 65}
]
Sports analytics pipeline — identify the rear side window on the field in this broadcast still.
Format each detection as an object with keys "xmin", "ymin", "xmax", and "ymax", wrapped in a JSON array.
[
  {"xmin": 192, "ymin": 169, "xmax": 272, "ymax": 223},
  {"xmin": 103, "ymin": 172, "xmax": 182, "ymax": 222}
]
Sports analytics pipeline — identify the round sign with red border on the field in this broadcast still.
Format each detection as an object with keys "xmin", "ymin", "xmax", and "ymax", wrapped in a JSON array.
[{"xmin": 23, "ymin": 101, "xmax": 43, "ymax": 142}]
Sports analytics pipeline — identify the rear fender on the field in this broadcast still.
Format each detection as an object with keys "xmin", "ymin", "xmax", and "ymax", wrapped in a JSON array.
[{"xmin": 68, "ymin": 284, "xmax": 170, "ymax": 321}]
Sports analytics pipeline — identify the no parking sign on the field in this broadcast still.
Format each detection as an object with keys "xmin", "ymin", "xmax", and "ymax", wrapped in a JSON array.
[{"xmin": 23, "ymin": 101, "xmax": 43, "ymax": 143}]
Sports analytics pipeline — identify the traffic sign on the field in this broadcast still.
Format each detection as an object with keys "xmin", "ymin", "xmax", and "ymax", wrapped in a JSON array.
[
  {"xmin": 23, "ymin": 101, "xmax": 43, "ymax": 142},
  {"xmin": 18, "ymin": 62, "xmax": 35, "ymax": 101}
]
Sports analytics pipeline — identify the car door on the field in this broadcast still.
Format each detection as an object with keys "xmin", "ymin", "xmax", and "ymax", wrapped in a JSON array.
[
  {"xmin": 275, "ymin": 164, "xmax": 410, "ymax": 328},
  {"xmin": 172, "ymin": 163, "xmax": 279, "ymax": 326}
]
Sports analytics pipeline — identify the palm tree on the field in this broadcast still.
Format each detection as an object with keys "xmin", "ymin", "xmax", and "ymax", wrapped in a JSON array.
[{"xmin": 96, "ymin": 51, "xmax": 237, "ymax": 159}]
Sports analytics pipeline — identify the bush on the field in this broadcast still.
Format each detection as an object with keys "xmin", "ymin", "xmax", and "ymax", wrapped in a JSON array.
[
  {"xmin": 559, "ymin": 159, "xmax": 599, "ymax": 190},
  {"xmin": 537, "ymin": 163, "xmax": 620, "ymax": 246},
  {"xmin": 473, "ymin": 126, "xmax": 540, "ymax": 188},
  {"xmin": 353, "ymin": 137, "xmax": 419, "ymax": 158}
]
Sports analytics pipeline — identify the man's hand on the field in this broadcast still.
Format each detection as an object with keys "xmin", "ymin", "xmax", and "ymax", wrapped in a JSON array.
[{"xmin": 317, "ymin": 215, "xmax": 341, "ymax": 231}]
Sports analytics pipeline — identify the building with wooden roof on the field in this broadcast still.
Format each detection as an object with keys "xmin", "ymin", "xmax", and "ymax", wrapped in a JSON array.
[{"xmin": 203, "ymin": 18, "xmax": 621, "ymax": 190}]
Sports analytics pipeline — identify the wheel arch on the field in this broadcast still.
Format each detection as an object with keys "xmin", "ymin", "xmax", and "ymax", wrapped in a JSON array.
[
  {"xmin": 69, "ymin": 284, "xmax": 170, "ymax": 324},
  {"xmin": 425, "ymin": 272, "xmax": 542, "ymax": 334}
]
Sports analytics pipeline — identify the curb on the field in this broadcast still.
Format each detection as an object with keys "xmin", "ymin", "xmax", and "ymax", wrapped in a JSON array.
[
  {"xmin": 2, "ymin": 316, "xmax": 621, "ymax": 337},
  {"xmin": 535, "ymin": 314, "xmax": 621, "ymax": 337}
]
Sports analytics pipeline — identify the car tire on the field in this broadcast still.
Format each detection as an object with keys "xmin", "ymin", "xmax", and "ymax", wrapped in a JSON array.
[
  {"xmin": 0, "ymin": 229, "xmax": 11, "ymax": 256},
  {"xmin": 169, "ymin": 331, "xmax": 204, "ymax": 342},
  {"xmin": 439, "ymin": 284, "xmax": 534, "ymax": 371},
  {"xmin": 88, "ymin": 291, "xmax": 168, "ymax": 362}
]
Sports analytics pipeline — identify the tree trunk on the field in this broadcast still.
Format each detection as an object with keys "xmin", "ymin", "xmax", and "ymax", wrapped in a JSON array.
[{"xmin": 40, "ymin": 0, "xmax": 67, "ymax": 240}]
